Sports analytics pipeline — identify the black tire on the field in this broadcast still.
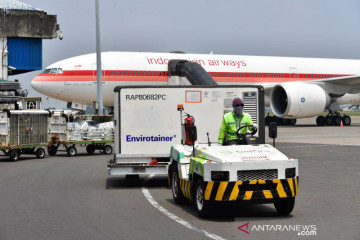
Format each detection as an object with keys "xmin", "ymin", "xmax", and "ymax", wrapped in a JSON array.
[
  {"xmin": 289, "ymin": 119, "xmax": 297, "ymax": 126},
  {"xmin": 342, "ymin": 115, "xmax": 351, "ymax": 126},
  {"xmin": 35, "ymin": 148, "xmax": 46, "ymax": 159},
  {"xmin": 125, "ymin": 174, "xmax": 139, "ymax": 181},
  {"xmin": 9, "ymin": 150, "xmax": 20, "ymax": 162},
  {"xmin": 171, "ymin": 166, "xmax": 187, "ymax": 204},
  {"xmin": 67, "ymin": 146, "xmax": 77, "ymax": 157},
  {"xmin": 273, "ymin": 116, "xmax": 282, "ymax": 125},
  {"xmin": 325, "ymin": 116, "xmax": 333, "ymax": 126},
  {"xmin": 274, "ymin": 197, "xmax": 295, "ymax": 215},
  {"xmin": 194, "ymin": 179, "xmax": 213, "ymax": 218},
  {"xmin": 86, "ymin": 144, "xmax": 96, "ymax": 154},
  {"xmin": 47, "ymin": 146, "xmax": 57, "ymax": 156},
  {"xmin": 316, "ymin": 116, "xmax": 325, "ymax": 126},
  {"xmin": 281, "ymin": 118, "xmax": 290, "ymax": 126},
  {"xmin": 268, "ymin": 116, "xmax": 274, "ymax": 124},
  {"xmin": 103, "ymin": 145, "xmax": 113, "ymax": 155},
  {"xmin": 265, "ymin": 116, "xmax": 271, "ymax": 126},
  {"xmin": 333, "ymin": 116, "xmax": 342, "ymax": 126}
]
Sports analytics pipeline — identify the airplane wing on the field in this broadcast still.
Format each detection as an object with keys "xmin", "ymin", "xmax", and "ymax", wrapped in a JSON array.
[
  {"xmin": 311, "ymin": 75, "xmax": 360, "ymax": 94},
  {"xmin": 263, "ymin": 75, "xmax": 360, "ymax": 96}
]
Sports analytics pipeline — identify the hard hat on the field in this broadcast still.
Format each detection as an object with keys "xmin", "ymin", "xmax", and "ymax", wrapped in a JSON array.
[{"xmin": 232, "ymin": 97, "xmax": 244, "ymax": 107}]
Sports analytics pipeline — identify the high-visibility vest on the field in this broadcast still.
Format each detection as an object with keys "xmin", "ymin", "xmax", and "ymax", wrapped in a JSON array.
[{"xmin": 218, "ymin": 111, "xmax": 253, "ymax": 144}]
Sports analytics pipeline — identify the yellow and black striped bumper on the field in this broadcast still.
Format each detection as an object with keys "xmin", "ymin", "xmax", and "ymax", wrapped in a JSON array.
[
  {"xmin": 180, "ymin": 179, "xmax": 192, "ymax": 200},
  {"xmin": 204, "ymin": 177, "xmax": 298, "ymax": 201}
]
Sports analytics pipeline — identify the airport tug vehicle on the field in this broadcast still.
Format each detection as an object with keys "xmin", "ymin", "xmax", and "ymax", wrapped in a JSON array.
[
  {"xmin": 108, "ymin": 85, "xmax": 298, "ymax": 216},
  {"xmin": 169, "ymin": 106, "xmax": 299, "ymax": 217}
]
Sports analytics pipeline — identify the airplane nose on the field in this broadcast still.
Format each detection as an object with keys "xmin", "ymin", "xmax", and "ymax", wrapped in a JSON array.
[{"xmin": 31, "ymin": 76, "xmax": 44, "ymax": 93}]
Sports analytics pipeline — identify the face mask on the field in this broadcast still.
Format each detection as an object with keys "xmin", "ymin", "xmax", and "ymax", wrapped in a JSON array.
[{"xmin": 233, "ymin": 106, "xmax": 243, "ymax": 117}]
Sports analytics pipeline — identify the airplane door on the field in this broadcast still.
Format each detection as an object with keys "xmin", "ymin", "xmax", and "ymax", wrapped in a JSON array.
[
  {"xmin": 289, "ymin": 67, "xmax": 299, "ymax": 80},
  {"xmin": 92, "ymin": 63, "xmax": 106, "ymax": 84}
]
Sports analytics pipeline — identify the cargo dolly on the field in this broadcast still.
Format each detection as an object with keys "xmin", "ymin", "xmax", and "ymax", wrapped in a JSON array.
[
  {"xmin": 0, "ymin": 110, "xmax": 50, "ymax": 161},
  {"xmin": 48, "ymin": 114, "xmax": 114, "ymax": 156}
]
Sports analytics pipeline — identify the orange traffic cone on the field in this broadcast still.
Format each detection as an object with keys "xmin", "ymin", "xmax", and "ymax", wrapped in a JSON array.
[{"xmin": 340, "ymin": 120, "xmax": 343, "ymax": 127}]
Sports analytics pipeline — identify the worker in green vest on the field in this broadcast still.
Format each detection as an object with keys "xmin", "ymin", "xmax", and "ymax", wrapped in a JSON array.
[{"xmin": 218, "ymin": 97, "xmax": 257, "ymax": 145}]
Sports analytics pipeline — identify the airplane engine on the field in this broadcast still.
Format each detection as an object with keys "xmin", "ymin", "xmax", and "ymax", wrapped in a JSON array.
[{"xmin": 270, "ymin": 82, "xmax": 331, "ymax": 118}]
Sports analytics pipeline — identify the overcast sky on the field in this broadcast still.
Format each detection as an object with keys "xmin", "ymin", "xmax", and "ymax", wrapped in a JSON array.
[{"xmin": 8, "ymin": 0, "xmax": 360, "ymax": 108}]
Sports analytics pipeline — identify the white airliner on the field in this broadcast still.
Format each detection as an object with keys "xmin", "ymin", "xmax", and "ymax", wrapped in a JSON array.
[{"xmin": 31, "ymin": 51, "xmax": 360, "ymax": 126}]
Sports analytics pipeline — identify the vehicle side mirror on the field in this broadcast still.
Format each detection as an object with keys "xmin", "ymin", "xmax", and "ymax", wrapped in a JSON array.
[
  {"xmin": 188, "ymin": 125, "xmax": 197, "ymax": 142},
  {"xmin": 269, "ymin": 122, "xmax": 277, "ymax": 139},
  {"xmin": 269, "ymin": 122, "xmax": 277, "ymax": 147}
]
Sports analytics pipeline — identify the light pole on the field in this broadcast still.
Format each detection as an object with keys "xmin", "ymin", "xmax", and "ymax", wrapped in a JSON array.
[{"xmin": 95, "ymin": 0, "xmax": 103, "ymax": 115}]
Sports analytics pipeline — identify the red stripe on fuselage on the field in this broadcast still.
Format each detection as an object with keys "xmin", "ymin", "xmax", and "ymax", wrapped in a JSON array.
[{"xmin": 33, "ymin": 70, "xmax": 351, "ymax": 83}]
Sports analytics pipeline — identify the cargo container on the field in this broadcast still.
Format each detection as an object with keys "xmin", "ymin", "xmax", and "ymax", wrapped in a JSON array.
[{"xmin": 0, "ymin": 110, "xmax": 50, "ymax": 161}]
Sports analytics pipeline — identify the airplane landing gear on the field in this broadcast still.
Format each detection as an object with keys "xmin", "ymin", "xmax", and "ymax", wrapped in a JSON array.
[
  {"xmin": 265, "ymin": 112, "xmax": 351, "ymax": 127},
  {"xmin": 316, "ymin": 110, "xmax": 351, "ymax": 126},
  {"xmin": 342, "ymin": 115, "xmax": 351, "ymax": 126}
]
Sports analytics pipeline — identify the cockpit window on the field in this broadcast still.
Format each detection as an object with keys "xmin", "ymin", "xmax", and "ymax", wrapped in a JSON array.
[{"xmin": 43, "ymin": 68, "xmax": 63, "ymax": 74}]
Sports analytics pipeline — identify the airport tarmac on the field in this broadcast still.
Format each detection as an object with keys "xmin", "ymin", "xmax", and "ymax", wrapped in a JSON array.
[
  {"xmin": 271, "ymin": 116, "xmax": 360, "ymax": 146},
  {"xmin": 0, "ymin": 119, "xmax": 358, "ymax": 240}
]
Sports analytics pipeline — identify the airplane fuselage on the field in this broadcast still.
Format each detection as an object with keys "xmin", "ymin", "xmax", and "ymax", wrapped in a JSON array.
[{"xmin": 32, "ymin": 52, "xmax": 360, "ymax": 106}]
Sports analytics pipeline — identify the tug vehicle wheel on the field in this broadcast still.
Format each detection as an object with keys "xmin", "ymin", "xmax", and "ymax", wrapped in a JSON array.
[
  {"xmin": 274, "ymin": 197, "xmax": 295, "ymax": 215},
  {"xmin": 195, "ymin": 179, "xmax": 213, "ymax": 218},
  {"xmin": 103, "ymin": 145, "xmax": 113, "ymax": 155},
  {"xmin": 9, "ymin": 150, "xmax": 20, "ymax": 162},
  {"xmin": 86, "ymin": 144, "xmax": 96, "ymax": 154},
  {"xmin": 171, "ymin": 166, "xmax": 186, "ymax": 204},
  {"xmin": 35, "ymin": 148, "xmax": 46, "ymax": 159},
  {"xmin": 67, "ymin": 146, "xmax": 77, "ymax": 157},
  {"xmin": 47, "ymin": 146, "xmax": 57, "ymax": 156}
]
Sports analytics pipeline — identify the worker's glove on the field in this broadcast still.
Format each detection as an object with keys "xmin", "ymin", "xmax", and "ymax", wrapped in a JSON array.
[{"xmin": 251, "ymin": 124, "xmax": 258, "ymax": 135}]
